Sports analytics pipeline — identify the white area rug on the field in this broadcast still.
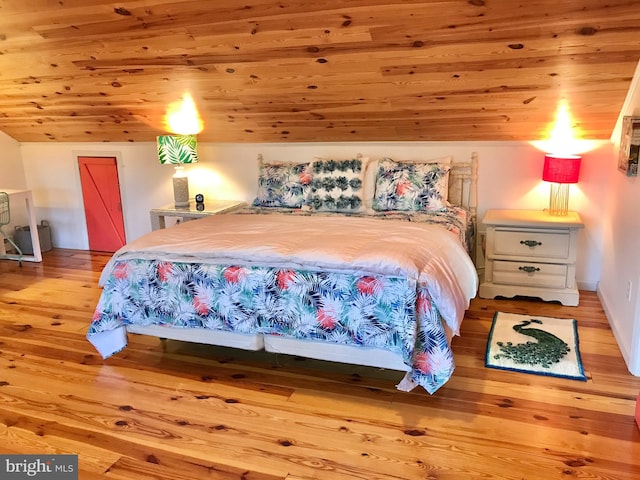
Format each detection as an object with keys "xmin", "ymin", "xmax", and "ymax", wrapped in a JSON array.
[{"xmin": 485, "ymin": 312, "xmax": 587, "ymax": 381}]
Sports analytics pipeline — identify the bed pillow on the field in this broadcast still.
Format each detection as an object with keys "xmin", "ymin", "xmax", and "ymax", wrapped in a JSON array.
[
  {"xmin": 363, "ymin": 155, "xmax": 452, "ymax": 213},
  {"xmin": 252, "ymin": 157, "xmax": 313, "ymax": 208},
  {"xmin": 373, "ymin": 157, "xmax": 451, "ymax": 211},
  {"xmin": 305, "ymin": 156, "xmax": 369, "ymax": 213}
]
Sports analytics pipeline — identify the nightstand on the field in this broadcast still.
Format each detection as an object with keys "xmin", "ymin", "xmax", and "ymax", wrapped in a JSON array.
[
  {"xmin": 478, "ymin": 209, "xmax": 584, "ymax": 306},
  {"xmin": 150, "ymin": 199, "xmax": 246, "ymax": 230}
]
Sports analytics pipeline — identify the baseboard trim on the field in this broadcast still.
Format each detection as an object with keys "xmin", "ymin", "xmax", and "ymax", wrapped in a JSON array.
[
  {"xmin": 597, "ymin": 285, "xmax": 638, "ymax": 376},
  {"xmin": 577, "ymin": 281, "xmax": 598, "ymax": 291}
]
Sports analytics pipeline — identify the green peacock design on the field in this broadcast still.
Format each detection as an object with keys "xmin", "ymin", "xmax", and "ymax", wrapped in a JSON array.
[{"xmin": 494, "ymin": 319, "xmax": 570, "ymax": 368}]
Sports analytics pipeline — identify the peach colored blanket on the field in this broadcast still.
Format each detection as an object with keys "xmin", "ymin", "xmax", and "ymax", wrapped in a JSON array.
[{"xmin": 100, "ymin": 213, "xmax": 477, "ymax": 334}]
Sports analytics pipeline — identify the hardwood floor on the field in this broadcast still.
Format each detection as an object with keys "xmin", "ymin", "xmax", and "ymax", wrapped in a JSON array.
[{"xmin": 0, "ymin": 249, "xmax": 639, "ymax": 479}]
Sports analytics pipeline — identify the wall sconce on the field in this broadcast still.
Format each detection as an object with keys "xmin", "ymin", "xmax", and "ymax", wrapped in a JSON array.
[
  {"xmin": 157, "ymin": 134, "xmax": 198, "ymax": 208},
  {"xmin": 542, "ymin": 154, "xmax": 581, "ymax": 216}
]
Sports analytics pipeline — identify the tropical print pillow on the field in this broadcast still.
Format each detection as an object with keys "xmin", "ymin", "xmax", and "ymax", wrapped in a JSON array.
[
  {"xmin": 373, "ymin": 157, "xmax": 451, "ymax": 211},
  {"xmin": 252, "ymin": 160, "xmax": 313, "ymax": 208},
  {"xmin": 306, "ymin": 157, "xmax": 368, "ymax": 212}
]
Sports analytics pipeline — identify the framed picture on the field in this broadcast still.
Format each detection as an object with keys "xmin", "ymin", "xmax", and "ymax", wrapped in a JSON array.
[{"xmin": 618, "ymin": 116, "xmax": 640, "ymax": 176}]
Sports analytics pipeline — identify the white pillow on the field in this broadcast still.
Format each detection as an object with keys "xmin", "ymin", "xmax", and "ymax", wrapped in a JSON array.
[{"xmin": 305, "ymin": 155, "xmax": 371, "ymax": 213}]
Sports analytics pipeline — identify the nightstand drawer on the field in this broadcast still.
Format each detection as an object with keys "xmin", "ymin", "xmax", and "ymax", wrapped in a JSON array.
[
  {"xmin": 491, "ymin": 261, "xmax": 568, "ymax": 289},
  {"xmin": 493, "ymin": 229, "xmax": 570, "ymax": 259}
]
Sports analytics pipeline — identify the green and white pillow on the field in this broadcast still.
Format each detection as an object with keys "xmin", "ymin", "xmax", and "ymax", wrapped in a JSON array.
[{"xmin": 306, "ymin": 156, "xmax": 369, "ymax": 213}]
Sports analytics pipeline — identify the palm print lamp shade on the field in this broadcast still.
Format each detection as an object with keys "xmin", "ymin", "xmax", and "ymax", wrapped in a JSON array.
[{"xmin": 157, "ymin": 135, "xmax": 198, "ymax": 208}]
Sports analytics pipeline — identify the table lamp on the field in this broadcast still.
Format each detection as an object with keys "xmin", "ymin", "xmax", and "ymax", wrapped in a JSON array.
[
  {"xmin": 542, "ymin": 154, "xmax": 581, "ymax": 216},
  {"xmin": 157, "ymin": 134, "xmax": 198, "ymax": 207}
]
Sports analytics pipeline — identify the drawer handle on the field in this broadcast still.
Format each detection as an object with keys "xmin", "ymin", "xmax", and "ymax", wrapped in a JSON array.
[
  {"xmin": 519, "ymin": 266, "xmax": 541, "ymax": 273},
  {"xmin": 520, "ymin": 240, "xmax": 542, "ymax": 247}
]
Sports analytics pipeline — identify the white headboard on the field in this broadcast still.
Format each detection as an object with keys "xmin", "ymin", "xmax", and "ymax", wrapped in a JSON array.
[{"xmin": 448, "ymin": 151, "xmax": 478, "ymax": 220}]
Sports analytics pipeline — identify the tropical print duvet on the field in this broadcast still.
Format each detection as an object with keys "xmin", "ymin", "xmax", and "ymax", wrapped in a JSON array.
[{"xmin": 87, "ymin": 209, "xmax": 478, "ymax": 394}]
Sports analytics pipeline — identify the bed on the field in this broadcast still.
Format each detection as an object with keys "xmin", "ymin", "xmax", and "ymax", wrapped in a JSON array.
[{"xmin": 87, "ymin": 152, "xmax": 479, "ymax": 394}]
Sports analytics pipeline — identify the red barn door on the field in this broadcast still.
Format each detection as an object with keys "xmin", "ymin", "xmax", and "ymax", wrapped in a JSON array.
[{"xmin": 78, "ymin": 156, "xmax": 126, "ymax": 252}]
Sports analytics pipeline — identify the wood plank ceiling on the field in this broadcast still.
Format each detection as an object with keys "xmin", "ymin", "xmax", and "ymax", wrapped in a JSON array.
[{"xmin": 1, "ymin": 0, "xmax": 640, "ymax": 143}]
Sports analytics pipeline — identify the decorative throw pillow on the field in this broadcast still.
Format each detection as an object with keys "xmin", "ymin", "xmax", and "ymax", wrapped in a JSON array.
[
  {"xmin": 252, "ymin": 158, "xmax": 313, "ymax": 208},
  {"xmin": 363, "ymin": 155, "xmax": 452, "ymax": 213},
  {"xmin": 306, "ymin": 156, "xmax": 369, "ymax": 213},
  {"xmin": 373, "ymin": 157, "xmax": 451, "ymax": 211}
]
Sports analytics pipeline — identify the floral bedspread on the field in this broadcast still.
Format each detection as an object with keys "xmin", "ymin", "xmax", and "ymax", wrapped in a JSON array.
[
  {"xmin": 88, "ymin": 261, "xmax": 453, "ymax": 393},
  {"xmin": 87, "ymin": 209, "xmax": 477, "ymax": 394}
]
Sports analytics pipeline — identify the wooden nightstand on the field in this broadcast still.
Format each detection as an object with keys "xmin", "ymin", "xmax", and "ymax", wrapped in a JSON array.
[
  {"xmin": 478, "ymin": 209, "xmax": 584, "ymax": 306},
  {"xmin": 150, "ymin": 199, "xmax": 246, "ymax": 230}
]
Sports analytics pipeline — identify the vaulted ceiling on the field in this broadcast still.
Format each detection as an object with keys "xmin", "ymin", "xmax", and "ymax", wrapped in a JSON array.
[{"xmin": 1, "ymin": 0, "xmax": 640, "ymax": 143}]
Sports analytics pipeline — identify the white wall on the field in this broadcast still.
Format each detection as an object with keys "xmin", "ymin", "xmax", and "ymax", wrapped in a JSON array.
[
  {"xmin": 598, "ymin": 60, "xmax": 640, "ymax": 375},
  {"xmin": 599, "ymin": 166, "xmax": 640, "ymax": 375},
  {"xmin": 0, "ymin": 131, "xmax": 25, "ymax": 188},
  {"xmin": 0, "ymin": 131, "xmax": 30, "ymax": 233},
  {"xmin": 19, "ymin": 143, "xmax": 169, "ymax": 250},
  {"xmin": 19, "ymin": 140, "xmax": 610, "ymax": 291}
]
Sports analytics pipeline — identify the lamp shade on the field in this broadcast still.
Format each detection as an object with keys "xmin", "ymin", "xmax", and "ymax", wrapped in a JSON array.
[
  {"xmin": 157, "ymin": 134, "xmax": 198, "ymax": 165},
  {"xmin": 542, "ymin": 154, "xmax": 581, "ymax": 184}
]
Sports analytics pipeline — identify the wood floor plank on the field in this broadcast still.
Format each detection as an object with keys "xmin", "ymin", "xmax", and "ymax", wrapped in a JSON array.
[
  {"xmin": 103, "ymin": 455, "xmax": 285, "ymax": 480},
  {"xmin": 0, "ymin": 421, "xmax": 119, "ymax": 476},
  {"xmin": 1, "ymin": 250, "xmax": 639, "ymax": 479}
]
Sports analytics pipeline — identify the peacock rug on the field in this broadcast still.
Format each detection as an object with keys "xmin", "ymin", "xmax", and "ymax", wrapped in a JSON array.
[{"xmin": 485, "ymin": 312, "xmax": 587, "ymax": 381}]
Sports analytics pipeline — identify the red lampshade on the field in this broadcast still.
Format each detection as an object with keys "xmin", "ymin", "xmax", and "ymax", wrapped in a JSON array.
[{"xmin": 542, "ymin": 154, "xmax": 581, "ymax": 184}]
